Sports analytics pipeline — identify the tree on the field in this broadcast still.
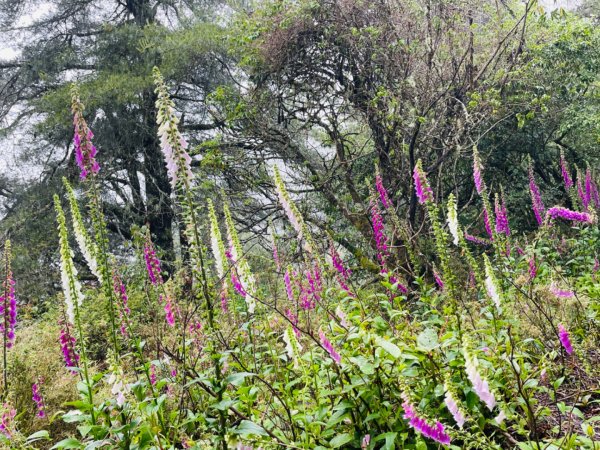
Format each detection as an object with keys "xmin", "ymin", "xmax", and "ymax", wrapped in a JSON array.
[{"xmin": 0, "ymin": 0, "xmax": 231, "ymax": 305}]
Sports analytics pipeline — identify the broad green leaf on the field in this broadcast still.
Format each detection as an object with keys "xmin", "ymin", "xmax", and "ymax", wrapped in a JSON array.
[
  {"xmin": 330, "ymin": 433, "xmax": 353, "ymax": 448},
  {"xmin": 374, "ymin": 336, "xmax": 401, "ymax": 359}
]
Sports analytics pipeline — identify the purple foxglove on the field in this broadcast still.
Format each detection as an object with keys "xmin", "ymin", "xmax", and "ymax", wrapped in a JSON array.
[
  {"xmin": 547, "ymin": 206, "xmax": 593, "ymax": 224},
  {"xmin": 413, "ymin": 160, "xmax": 434, "ymax": 204},
  {"xmin": 559, "ymin": 150, "xmax": 573, "ymax": 190},
  {"xmin": 370, "ymin": 197, "xmax": 389, "ymax": 266},
  {"xmin": 402, "ymin": 396, "xmax": 451, "ymax": 445},
  {"xmin": 375, "ymin": 171, "xmax": 391, "ymax": 209},
  {"xmin": 558, "ymin": 324, "xmax": 573, "ymax": 355},
  {"xmin": 529, "ymin": 164, "xmax": 545, "ymax": 226},
  {"xmin": 319, "ymin": 329, "xmax": 341, "ymax": 364},
  {"xmin": 71, "ymin": 86, "xmax": 100, "ymax": 179},
  {"xmin": 32, "ymin": 381, "xmax": 45, "ymax": 418},
  {"xmin": 143, "ymin": 237, "xmax": 162, "ymax": 285}
]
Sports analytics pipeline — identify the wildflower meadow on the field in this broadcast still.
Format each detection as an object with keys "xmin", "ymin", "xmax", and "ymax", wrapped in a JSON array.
[{"xmin": 0, "ymin": 1, "xmax": 600, "ymax": 449}]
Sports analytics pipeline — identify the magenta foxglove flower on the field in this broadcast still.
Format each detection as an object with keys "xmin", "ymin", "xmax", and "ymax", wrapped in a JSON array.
[
  {"xmin": 32, "ymin": 382, "xmax": 45, "ymax": 418},
  {"xmin": 582, "ymin": 168, "xmax": 594, "ymax": 209},
  {"xmin": 413, "ymin": 160, "xmax": 434, "ymax": 204},
  {"xmin": 402, "ymin": 398, "xmax": 451, "ymax": 445},
  {"xmin": 558, "ymin": 324, "xmax": 573, "ymax": 355},
  {"xmin": 231, "ymin": 271, "xmax": 247, "ymax": 297},
  {"xmin": 149, "ymin": 364, "xmax": 157, "ymax": 386},
  {"xmin": 528, "ymin": 256, "xmax": 537, "ymax": 280},
  {"xmin": 330, "ymin": 243, "xmax": 351, "ymax": 281},
  {"xmin": 375, "ymin": 173, "xmax": 391, "ymax": 209},
  {"xmin": 494, "ymin": 194, "xmax": 510, "ymax": 236},
  {"xmin": 319, "ymin": 330, "xmax": 341, "ymax": 364},
  {"xmin": 71, "ymin": 90, "xmax": 100, "ymax": 180},
  {"xmin": 370, "ymin": 198, "xmax": 389, "ymax": 266},
  {"xmin": 483, "ymin": 208, "xmax": 494, "ymax": 240},
  {"xmin": 59, "ymin": 323, "xmax": 79, "ymax": 372},
  {"xmin": 284, "ymin": 269, "xmax": 294, "ymax": 302},
  {"xmin": 143, "ymin": 238, "xmax": 162, "ymax": 285},
  {"xmin": 164, "ymin": 296, "xmax": 175, "ymax": 327},
  {"xmin": 529, "ymin": 165, "xmax": 545, "ymax": 226},
  {"xmin": 559, "ymin": 151, "xmax": 573, "ymax": 190},
  {"xmin": 546, "ymin": 206, "xmax": 593, "ymax": 224},
  {"xmin": 464, "ymin": 233, "xmax": 490, "ymax": 246},
  {"xmin": 384, "ymin": 270, "xmax": 408, "ymax": 294}
]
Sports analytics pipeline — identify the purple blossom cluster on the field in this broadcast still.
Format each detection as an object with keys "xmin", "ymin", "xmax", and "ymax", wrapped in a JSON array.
[
  {"xmin": 494, "ymin": 195, "xmax": 510, "ymax": 236},
  {"xmin": 558, "ymin": 324, "xmax": 573, "ymax": 355},
  {"xmin": 528, "ymin": 256, "xmax": 537, "ymax": 280},
  {"xmin": 72, "ymin": 92, "xmax": 100, "ymax": 180},
  {"xmin": 32, "ymin": 381, "xmax": 45, "ymax": 418},
  {"xmin": 559, "ymin": 151, "xmax": 573, "ymax": 190},
  {"xmin": 143, "ymin": 239, "xmax": 162, "ymax": 285},
  {"xmin": 329, "ymin": 243, "xmax": 353, "ymax": 295},
  {"xmin": 546, "ymin": 206, "xmax": 593, "ymax": 224},
  {"xmin": 59, "ymin": 323, "xmax": 79, "ymax": 372},
  {"xmin": 413, "ymin": 161, "xmax": 434, "ymax": 204},
  {"xmin": 464, "ymin": 233, "xmax": 490, "ymax": 246},
  {"xmin": 370, "ymin": 198, "xmax": 389, "ymax": 266},
  {"xmin": 319, "ymin": 329, "xmax": 341, "ymax": 364},
  {"xmin": 529, "ymin": 165, "xmax": 545, "ymax": 226},
  {"xmin": 375, "ymin": 173, "xmax": 391, "ymax": 209},
  {"xmin": 483, "ymin": 208, "xmax": 494, "ymax": 240},
  {"xmin": 164, "ymin": 296, "xmax": 175, "ymax": 327},
  {"xmin": 402, "ymin": 399, "xmax": 451, "ymax": 445},
  {"xmin": 231, "ymin": 270, "xmax": 247, "ymax": 298}
]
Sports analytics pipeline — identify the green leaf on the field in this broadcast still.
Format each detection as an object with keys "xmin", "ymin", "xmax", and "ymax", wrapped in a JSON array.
[
  {"xmin": 374, "ymin": 336, "xmax": 401, "ymax": 359},
  {"xmin": 330, "ymin": 433, "xmax": 353, "ymax": 448},
  {"xmin": 26, "ymin": 430, "xmax": 50, "ymax": 443},
  {"xmin": 233, "ymin": 420, "xmax": 268, "ymax": 437},
  {"xmin": 416, "ymin": 328, "xmax": 439, "ymax": 352},
  {"xmin": 50, "ymin": 438, "xmax": 84, "ymax": 449},
  {"xmin": 349, "ymin": 356, "xmax": 375, "ymax": 375},
  {"xmin": 225, "ymin": 372, "xmax": 255, "ymax": 386}
]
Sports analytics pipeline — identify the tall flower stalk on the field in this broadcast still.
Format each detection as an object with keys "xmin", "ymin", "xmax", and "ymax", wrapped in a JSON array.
[
  {"xmin": 70, "ymin": 86, "xmax": 119, "ymax": 360},
  {"xmin": 1, "ymin": 241, "xmax": 17, "ymax": 394},
  {"xmin": 54, "ymin": 195, "xmax": 95, "ymax": 424},
  {"xmin": 223, "ymin": 200, "xmax": 256, "ymax": 314},
  {"xmin": 529, "ymin": 160, "xmax": 545, "ymax": 226},
  {"xmin": 153, "ymin": 67, "xmax": 226, "ymax": 448}
]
